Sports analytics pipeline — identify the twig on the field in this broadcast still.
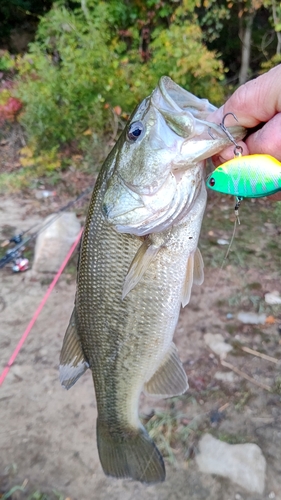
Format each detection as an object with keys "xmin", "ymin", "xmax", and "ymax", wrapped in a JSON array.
[
  {"xmin": 218, "ymin": 402, "xmax": 230, "ymax": 412},
  {"xmin": 221, "ymin": 360, "xmax": 271, "ymax": 392},
  {"xmin": 241, "ymin": 346, "xmax": 279, "ymax": 364}
]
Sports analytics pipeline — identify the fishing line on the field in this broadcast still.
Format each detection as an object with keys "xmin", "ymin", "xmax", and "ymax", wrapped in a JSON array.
[
  {"xmin": 0, "ymin": 185, "xmax": 93, "ymax": 269},
  {"xmin": 213, "ymin": 217, "xmax": 238, "ymax": 287},
  {"xmin": 26, "ymin": 185, "xmax": 93, "ymax": 237},
  {"xmin": 212, "ymin": 199, "xmax": 241, "ymax": 289}
]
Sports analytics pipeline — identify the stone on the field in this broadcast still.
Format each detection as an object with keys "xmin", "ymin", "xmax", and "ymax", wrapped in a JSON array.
[
  {"xmin": 237, "ymin": 311, "xmax": 266, "ymax": 325},
  {"xmin": 195, "ymin": 433, "xmax": 266, "ymax": 494},
  {"xmin": 264, "ymin": 291, "xmax": 281, "ymax": 305},
  {"xmin": 217, "ymin": 238, "xmax": 229, "ymax": 245},
  {"xmin": 214, "ymin": 371, "xmax": 237, "ymax": 383},
  {"xmin": 32, "ymin": 212, "xmax": 81, "ymax": 273},
  {"xmin": 203, "ymin": 333, "xmax": 232, "ymax": 359}
]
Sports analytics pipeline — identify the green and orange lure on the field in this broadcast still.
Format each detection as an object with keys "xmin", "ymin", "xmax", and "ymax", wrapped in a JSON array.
[{"xmin": 207, "ymin": 154, "xmax": 281, "ymax": 198}]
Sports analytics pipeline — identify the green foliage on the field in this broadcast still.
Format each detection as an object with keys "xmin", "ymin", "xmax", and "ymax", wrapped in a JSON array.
[
  {"xmin": 148, "ymin": 5, "xmax": 225, "ymax": 103},
  {"xmin": 0, "ymin": 50, "xmax": 15, "ymax": 71},
  {"xmin": 13, "ymin": 0, "xmax": 225, "ymax": 167},
  {"xmin": 197, "ymin": 0, "xmax": 232, "ymax": 43},
  {"xmin": 260, "ymin": 53, "xmax": 281, "ymax": 71},
  {"xmin": 16, "ymin": 3, "xmax": 119, "ymax": 151}
]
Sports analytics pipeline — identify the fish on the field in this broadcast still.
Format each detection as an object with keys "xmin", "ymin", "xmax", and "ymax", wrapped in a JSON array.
[
  {"xmin": 59, "ymin": 76, "xmax": 246, "ymax": 484},
  {"xmin": 207, "ymin": 153, "xmax": 281, "ymax": 198}
]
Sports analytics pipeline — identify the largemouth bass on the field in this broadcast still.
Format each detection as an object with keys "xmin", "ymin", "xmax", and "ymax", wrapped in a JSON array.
[{"xmin": 59, "ymin": 76, "xmax": 245, "ymax": 484}]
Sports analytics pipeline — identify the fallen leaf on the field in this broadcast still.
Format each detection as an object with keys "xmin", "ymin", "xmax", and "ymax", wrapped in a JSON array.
[
  {"xmin": 113, "ymin": 105, "xmax": 122, "ymax": 115},
  {"xmin": 265, "ymin": 315, "xmax": 276, "ymax": 325},
  {"xmin": 83, "ymin": 128, "xmax": 92, "ymax": 136}
]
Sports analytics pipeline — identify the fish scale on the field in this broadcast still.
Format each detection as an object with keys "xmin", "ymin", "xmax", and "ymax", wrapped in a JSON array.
[
  {"xmin": 59, "ymin": 76, "xmax": 246, "ymax": 484},
  {"xmin": 64, "ymin": 171, "xmax": 205, "ymax": 482}
]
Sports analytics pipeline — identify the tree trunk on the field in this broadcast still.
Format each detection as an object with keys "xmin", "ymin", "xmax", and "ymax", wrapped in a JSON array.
[
  {"xmin": 272, "ymin": 0, "xmax": 281, "ymax": 55},
  {"xmin": 239, "ymin": 11, "xmax": 255, "ymax": 85}
]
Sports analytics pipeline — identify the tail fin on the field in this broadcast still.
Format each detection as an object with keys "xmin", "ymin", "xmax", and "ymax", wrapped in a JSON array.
[{"xmin": 97, "ymin": 418, "xmax": 165, "ymax": 484}]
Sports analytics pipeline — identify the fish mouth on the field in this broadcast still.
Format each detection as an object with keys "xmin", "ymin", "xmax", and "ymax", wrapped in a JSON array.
[
  {"xmin": 103, "ymin": 174, "xmax": 176, "ymax": 228},
  {"xmin": 102, "ymin": 76, "xmax": 247, "ymax": 236},
  {"xmin": 102, "ymin": 178, "xmax": 145, "ymax": 220},
  {"xmin": 157, "ymin": 76, "xmax": 217, "ymax": 117},
  {"xmin": 154, "ymin": 76, "xmax": 247, "ymax": 144}
]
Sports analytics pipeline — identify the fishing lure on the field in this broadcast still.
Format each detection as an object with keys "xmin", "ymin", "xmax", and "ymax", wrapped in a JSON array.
[
  {"xmin": 207, "ymin": 112, "xmax": 281, "ymax": 198},
  {"xmin": 207, "ymin": 154, "xmax": 281, "ymax": 198}
]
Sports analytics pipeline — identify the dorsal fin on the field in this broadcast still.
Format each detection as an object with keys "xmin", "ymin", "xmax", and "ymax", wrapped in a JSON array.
[{"xmin": 59, "ymin": 308, "xmax": 89, "ymax": 389}]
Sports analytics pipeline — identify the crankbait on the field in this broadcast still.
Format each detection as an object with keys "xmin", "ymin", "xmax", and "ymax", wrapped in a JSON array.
[
  {"xmin": 207, "ymin": 154, "xmax": 281, "ymax": 198},
  {"xmin": 207, "ymin": 112, "xmax": 281, "ymax": 199}
]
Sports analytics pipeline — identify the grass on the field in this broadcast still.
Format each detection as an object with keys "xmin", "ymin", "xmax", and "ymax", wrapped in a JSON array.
[
  {"xmin": 144, "ymin": 398, "xmax": 205, "ymax": 465},
  {"xmin": 201, "ymin": 194, "xmax": 281, "ymax": 273},
  {"xmin": 214, "ymin": 432, "xmax": 250, "ymax": 445},
  {"xmin": 273, "ymin": 376, "xmax": 281, "ymax": 395},
  {"xmin": 1, "ymin": 487, "xmax": 65, "ymax": 500}
]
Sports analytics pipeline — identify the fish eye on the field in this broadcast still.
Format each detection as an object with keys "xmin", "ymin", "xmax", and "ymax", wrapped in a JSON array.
[
  {"xmin": 127, "ymin": 121, "xmax": 145, "ymax": 143},
  {"xmin": 209, "ymin": 177, "xmax": 215, "ymax": 187}
]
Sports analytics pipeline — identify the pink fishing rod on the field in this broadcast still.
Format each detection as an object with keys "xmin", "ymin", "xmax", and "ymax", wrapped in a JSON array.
[{"xmin": 0, "ymin": 228, "xmax": 83, "ymax": 387}]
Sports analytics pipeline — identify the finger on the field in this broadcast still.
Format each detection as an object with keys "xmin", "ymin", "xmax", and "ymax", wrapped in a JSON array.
[
  {"xmin": 208, "ymin": 65, "xmax": 281, "ymax": 128},
  {"xmin": 267, "ymin": 192, "xmax": 281, "ymax": 202},
  {"xmin": 211, "ymin": 142, "xmax": 250, "ymax": 167},
  {"xmin": 245, "ymin": 112, "xmax": 281, "ymax": 161}
]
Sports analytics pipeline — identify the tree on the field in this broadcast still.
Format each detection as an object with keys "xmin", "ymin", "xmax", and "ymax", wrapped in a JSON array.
[
  {"xmin": 14, "ymin": 0, "xmax": 225, "ymax": 157},
  {"xmin": 197, "ymin": 0, "xmax": 278, "ymax": 84}
]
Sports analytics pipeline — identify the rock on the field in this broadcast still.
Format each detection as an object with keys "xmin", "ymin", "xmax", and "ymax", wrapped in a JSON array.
[
  {"xmin": 264, "ymin": 291, "xmax": 281, "ymax": 305},
  {"xmin": 32, "ymin": 212, "xmax": 81, "ymax": 273},
  {"xmin": 203, "ymin": 333, "xmax": 232, "ymax": 359},
  {"xmin": 195, "ymin": 433, "xmax": 266, "ymax": 494},
  {"xmin": 217, "ymin": 238, "xmax": 229, "ymax": 245},
  {"xmin": 214, "ymin": 371, "xmax": 237, "ymax": 383},
  {"xmin": 237, "ymin": 311, "xmax": 266, "ymax": 325},
  {"xmin": 35, "ymin": 189, "xmax": 56, "ymax": 200}
]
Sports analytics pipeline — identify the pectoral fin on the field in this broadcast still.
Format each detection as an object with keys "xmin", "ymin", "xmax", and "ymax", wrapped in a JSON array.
[
  {"xmin": 181, "ymin": 248, "xmax": 204, "ymax": 307},
  {"xmin": 59, "ymin": 308, "xmax": 89, "ymax": 389},
  {"xmin": 144, "ymin": 342, "xmax": 188, "ymax": 397},
  {"xmin": 181, "ymin": 253, "xmax": 194, "ymax": 307},
  {"xmin": 193, "ymin": 247, "xmax": 204, "ymax": 285},
  {"xmin": 122, "ymin": 240, "xmax": 160, "ymax": 299}
]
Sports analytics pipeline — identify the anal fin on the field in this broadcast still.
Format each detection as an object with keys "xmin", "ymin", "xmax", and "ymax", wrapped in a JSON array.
[
  {"xmin": 59, "ymin": 307, "xmax": 89, "ymax": 389},
  {"xmin": 144, "ymin": 342, "xmax": 188, "ymax": 397}
]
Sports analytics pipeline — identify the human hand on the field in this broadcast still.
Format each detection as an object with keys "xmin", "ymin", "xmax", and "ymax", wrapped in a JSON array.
[{"xmin": 208, "ymin": 64, "xmax": 281, "ymax": 200}]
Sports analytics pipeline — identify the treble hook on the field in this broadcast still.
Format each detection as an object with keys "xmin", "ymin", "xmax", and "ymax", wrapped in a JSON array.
[{"xmin": 220, "ymin": 112, "xmax": 243, "ymax": 156}]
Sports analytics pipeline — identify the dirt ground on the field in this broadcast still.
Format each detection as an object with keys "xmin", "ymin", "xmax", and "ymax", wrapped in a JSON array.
[{"xmin": 1, "ymin": 193, "xmax": 281, "ymax": 500}]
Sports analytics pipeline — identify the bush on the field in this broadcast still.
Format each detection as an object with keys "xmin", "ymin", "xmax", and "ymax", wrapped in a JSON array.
[{"xmin": 14, "ymin": 0, "xmax": 225, "ymax": 167}]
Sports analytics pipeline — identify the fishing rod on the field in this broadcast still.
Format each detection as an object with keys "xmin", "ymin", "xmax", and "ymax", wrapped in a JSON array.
[{"xmin": 0, "ymin": 184, "xmax": 94, "ymax": 271}]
